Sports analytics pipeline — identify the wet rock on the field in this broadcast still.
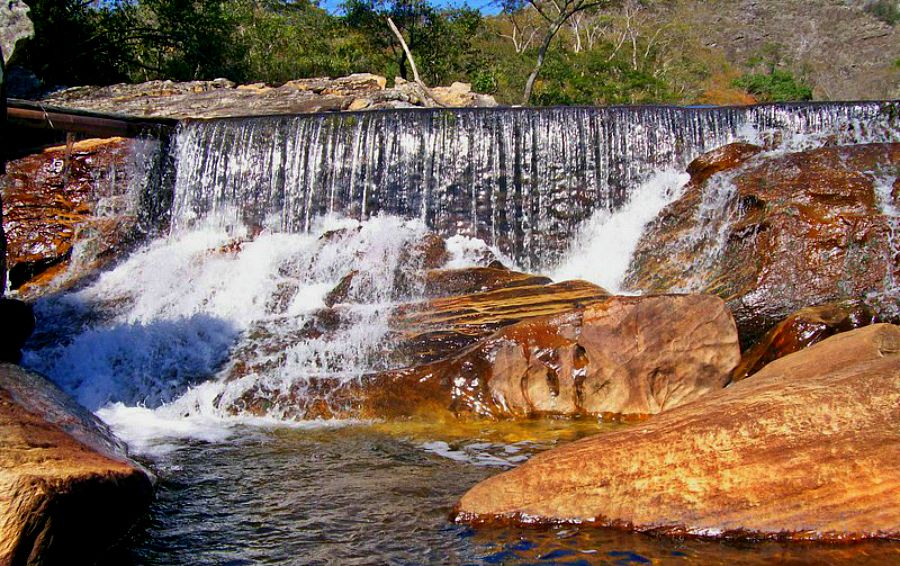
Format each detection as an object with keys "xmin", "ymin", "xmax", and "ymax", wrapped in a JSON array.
[
  {"xmin": 625, "ymin": 143, "xmax": 900, "ymax": 347},
  {"xmin": 1, "ymin": 138, "xmax": 142, "ymax": 298},
  {"xmin": 422, "ymin": 267, "xmax": 552, "ymax": 298},
  {"xmin": 455, "ymin": 324, "xmax": 900, "ymax": 541},
  {"xmin": 0, "ymin": 299, "xmax": 35, "ymax": 363},
  {"xmin": 368, "ymin": 293, "xmax": 739, "ymax": 420},
  {"xmin": 730, "ymin": 299, "xmax": 881, "ymax": 382},
  {"xmin": 685, "ymin": 142, "xmax": 764, "ymax": 186},
  {"xmin": 0, "ymin": 364, "xmax": 153, "ymax": 565},
  {"xmin": 39, "ymin": 74, "xmax": 498, "ymax": 120}
]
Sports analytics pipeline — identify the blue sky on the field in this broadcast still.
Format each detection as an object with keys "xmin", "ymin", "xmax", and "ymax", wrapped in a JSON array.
[{"xmin": 320, "ymin": 0, "xmax": 503, "ymax": 15}]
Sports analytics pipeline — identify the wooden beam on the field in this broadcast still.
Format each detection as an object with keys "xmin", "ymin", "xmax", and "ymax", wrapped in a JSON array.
[{"xmin": 6, "ymin": 99, "xmax": 176, "ymax": 138}]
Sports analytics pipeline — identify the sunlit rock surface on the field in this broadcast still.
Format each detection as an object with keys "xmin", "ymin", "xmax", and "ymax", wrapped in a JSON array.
[
  {"xmin": 0, "ymin": 0, "xmax": 32, "ymax": 64},
  {"xmin": 38, "ymin": 74, "xmax": 498, "ymax": 119},
  {"xmin": 625, "ymin": 142, "xmax": 900, "ymax": 345},
  {"xmin": 0, "ymin": 364, "xmax": 153, "ymax": 565},
  {"xmin": 730, "ymin": 299, "xmax": 882, "ymax": 382},
  {"xmin": 0, "ymin": 138, "xmax": 155, "ymax": 298},
  {"xmin": 455, "ymin": 324, "xmax": 900, "ymax": 541}
]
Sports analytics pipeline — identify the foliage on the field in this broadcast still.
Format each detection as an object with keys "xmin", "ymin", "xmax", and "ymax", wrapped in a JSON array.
[
  {"xmin": 732, "ymin": 69, "xmax": 813, "ymax": 102},
  {"xmin": 864, "ymin": 0, "xmax": 900, "ymax": 25},
  {"xmin": 7, "ymin": 0, "xmax": 849, "ymax": 106}
]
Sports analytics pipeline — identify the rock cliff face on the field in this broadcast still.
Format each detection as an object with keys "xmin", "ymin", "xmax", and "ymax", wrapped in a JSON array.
[
  {"xmin": 38, "ymin": 74, "xmax": 498, "ymax": 119},
  {"xmin": 668, "ymin": 0, "xmax": 900, "ymax": 100},
  {"xmin": 0, "ymin": 364, "xmax": 153, "ymax": 566},
  {"xmin": 456, "ymin": 324, "xmax": 900, "ymax": 541},
  {"xmin": 625, "ymin": 142, "xmax": 900, "ymax": 346}
]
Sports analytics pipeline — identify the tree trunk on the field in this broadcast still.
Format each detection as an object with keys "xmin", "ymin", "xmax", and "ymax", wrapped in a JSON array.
[{"xmin": 522, "ymin": 19, "xmax": 564, "ymax": 106}]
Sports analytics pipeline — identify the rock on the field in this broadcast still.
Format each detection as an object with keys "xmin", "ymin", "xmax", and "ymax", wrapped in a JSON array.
[
  {"xmin": 625, "ymin": 143, "xmax": 900, "ymax": 346},
  {"xmin": 455, "ymin": 324, "xmax": 900, "ymax": 541},
  {"xmin": 730, "ymin": 299, "xmax": 881, "ymax": 382},
  {"xmin": 0, "ymin": 299, "xmax": 35, "ymax": 363},
  {"xmin": 422, "ymin": 267, "xmax": 552, "ymax": 298},
  {"xmin": 0, "ymin": 364, "xmax": 153, "ymax": 564},
  {"xmin": 685, "ymin": 142, "xmax": 763, "ymax": 186},
  {"xmin": 38, "ymin": 74, "xmax": 495, "ymax": 119},
  {"xmin": 0, "ymin": 0, "xmax": 33, "ymax": 64},
  {"xmin": 369, "ymin": 293, "xmax": 739, "ymax": 420},
  {"xmin": 1, "ymin": 138, "xmax": 142, "ymax": 298}
]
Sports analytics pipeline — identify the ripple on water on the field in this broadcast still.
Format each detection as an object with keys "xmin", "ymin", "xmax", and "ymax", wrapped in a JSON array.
[{"xmin": 98, "ymin": 423, "xmax": 900, "ymax": 565}]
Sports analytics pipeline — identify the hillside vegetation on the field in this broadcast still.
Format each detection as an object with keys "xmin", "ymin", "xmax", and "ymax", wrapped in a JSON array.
[{"xmin": 9, "ymin": 0, "xmax": 900, "ymax": 105}]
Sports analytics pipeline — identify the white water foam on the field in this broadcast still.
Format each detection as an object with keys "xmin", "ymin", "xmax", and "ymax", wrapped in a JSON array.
[
  {"xmin": 24, "ymin": 214, "xmax": 463, "ymax": 449},
  {"xmin": 550, "ymin": 169, "xmax": 689, "ymax": 292}
]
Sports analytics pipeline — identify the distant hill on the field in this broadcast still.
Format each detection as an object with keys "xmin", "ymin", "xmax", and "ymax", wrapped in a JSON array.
[{"xmin": 667, "ymin": 0, "xmax": 899, "ymax": 100}]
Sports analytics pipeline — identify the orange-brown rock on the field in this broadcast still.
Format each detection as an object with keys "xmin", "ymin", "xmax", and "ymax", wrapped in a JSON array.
[
  {"xmin": 730, "ymin": 299, "xmax": 881, "ymax": 382},
  {"xmin": 367, "ymin": 294, "xmax": 739, "ymax": 420},
  {"xmin": 422, "ymin": 267, "xmax": 552, "ymax": 298},
  {"xmin": 1, "ymin": 137, "xmax": 142, "ymax": 298},
  {"xmin": 455, "ymin": 324, "xmax": 900, "ymax": 541},
  {"xmin": 229, "ymin": 293, "xmax": 739, "ymax": 421},
  {"xmin": 625, "ymin": 143, "xmax": 900, "ymax": 346},
  {"xmin": 0, "ymin": 364, "xmax": 153, "ymax": 565},
  {"xmin": 685, "ymin": 142, "xmax": 763, "ymax": 186}
]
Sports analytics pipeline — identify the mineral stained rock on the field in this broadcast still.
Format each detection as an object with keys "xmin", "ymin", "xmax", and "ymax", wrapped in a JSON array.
[
  {"xmin": 0, "ymin": 364, "xmax": 153, "ymax": 565},
  {"xmin": 625, "ymin": 142, "xmax": 900, "ymax": 346},
  {"xmin": 455, "ymin": 324, "xmax": 900, "ymax": 542}
]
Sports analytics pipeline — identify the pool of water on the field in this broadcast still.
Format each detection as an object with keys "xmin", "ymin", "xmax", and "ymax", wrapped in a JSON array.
[{"xmin": 100, "ymin": 422, "xmax": 900, "ymax": 565}]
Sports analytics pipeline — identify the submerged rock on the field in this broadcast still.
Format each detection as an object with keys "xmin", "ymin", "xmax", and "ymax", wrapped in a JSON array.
[
  {"xmin": 0, "ymin": 364, "xmax": 153, "ymax": 565},
  {"xmin": 1, "ymin": 138, "xmax": 144, "ymax": 298},
  {"xmin": 625, "ymin": 142, "xmax": 900, "ymax": 346},
  {"xmin": 455, "ymin": 324, "xmax": 900, "ymax": 541},
  {"xmin": 730, "ymin": 299, "xmax": 881, "ymax": 382}
]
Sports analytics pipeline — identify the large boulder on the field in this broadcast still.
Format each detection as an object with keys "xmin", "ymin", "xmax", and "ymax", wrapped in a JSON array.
[
  {"xmin": 455, "ymin": 324, "xmax": 900, "ymax": 541},
  {"xmin": 0, "ymin": 364, "xmax": 153, "ymax": 565},
  {"xmin": 1, "ymin": 137, "xmax": 143, "ymax": 298},
  {"xmin": 228, "ymin": 292, "xmax": 740, "ymax": 420},
  {"xmin": 625, "ymin": 143, "xmax": 900, "ymax": 346}
]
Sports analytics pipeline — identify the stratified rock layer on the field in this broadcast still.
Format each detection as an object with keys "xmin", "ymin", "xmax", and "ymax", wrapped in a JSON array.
[
  {"xmin": 625, "ymin": 143, "xmax": 900, "ymax": 345},
  {"xmin": 1, "ymin": 137, "xmax": 143, "ymax": 297},
  {"xmin": 0, "ymin": 364, "xmax": 153, "ymax": 565},
  {"xmin": 456, "ymin": 324, "xmax": 900, "ymax": 541}
]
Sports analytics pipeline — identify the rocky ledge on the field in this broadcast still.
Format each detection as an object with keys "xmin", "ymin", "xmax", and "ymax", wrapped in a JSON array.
[
  {"xmin": 455, "ymin": 324, "xmax": 900, "ymax": 541},
  {"xmin": 0, "ymin": 364, "xmax": 153, "ymax": 565},
  {"xmin": 625, "ymin": 142, "xmax": 900, "ymax": 346},
  {"xmin": 37, "ymin": 74, "xmax": 498, "ymax": 120}
]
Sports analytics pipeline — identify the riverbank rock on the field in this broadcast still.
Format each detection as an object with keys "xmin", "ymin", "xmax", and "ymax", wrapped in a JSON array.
[
  {"xmin": 455, "ymin": 324, "xmax": 900, "ymax": 541},
  {"xmin": 730, "ymin": 299, "xmax": 881, "ymax": 382},
  {"xmin": 1, "ymin": 137, "xmax": 146, "ymax": 298},
  {"xmin": 38, "ymin": 75, "xmax": 498, "ymax": 119},
  {"xmin": 0, "ymin": 364, "xmax": 153, "ymax": 565},
  {"xmin": 624, "ymin": 142, "xmax": 900, "ymax": 346}
]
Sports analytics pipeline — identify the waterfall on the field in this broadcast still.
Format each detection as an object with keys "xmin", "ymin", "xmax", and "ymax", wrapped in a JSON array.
[
  {"xmin": 18, "ymin": 101, "xmax": 900, "ymax": 447},
  {"xmin": 170, "ymin": 102, "xmax": 899, "ymax": 270}
]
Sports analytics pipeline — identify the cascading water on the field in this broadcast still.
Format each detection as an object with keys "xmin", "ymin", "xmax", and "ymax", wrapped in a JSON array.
[
  {"xmin": 170, "ymin": 102, "xmax": 900, "ymax": 271},
  {"xmin": 15, "ymin": 102, "xmax": 900, "ymax": 564},
  {"xmin": 21, "ymin": 101, "xmax": 900, "ymax": 437}
]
